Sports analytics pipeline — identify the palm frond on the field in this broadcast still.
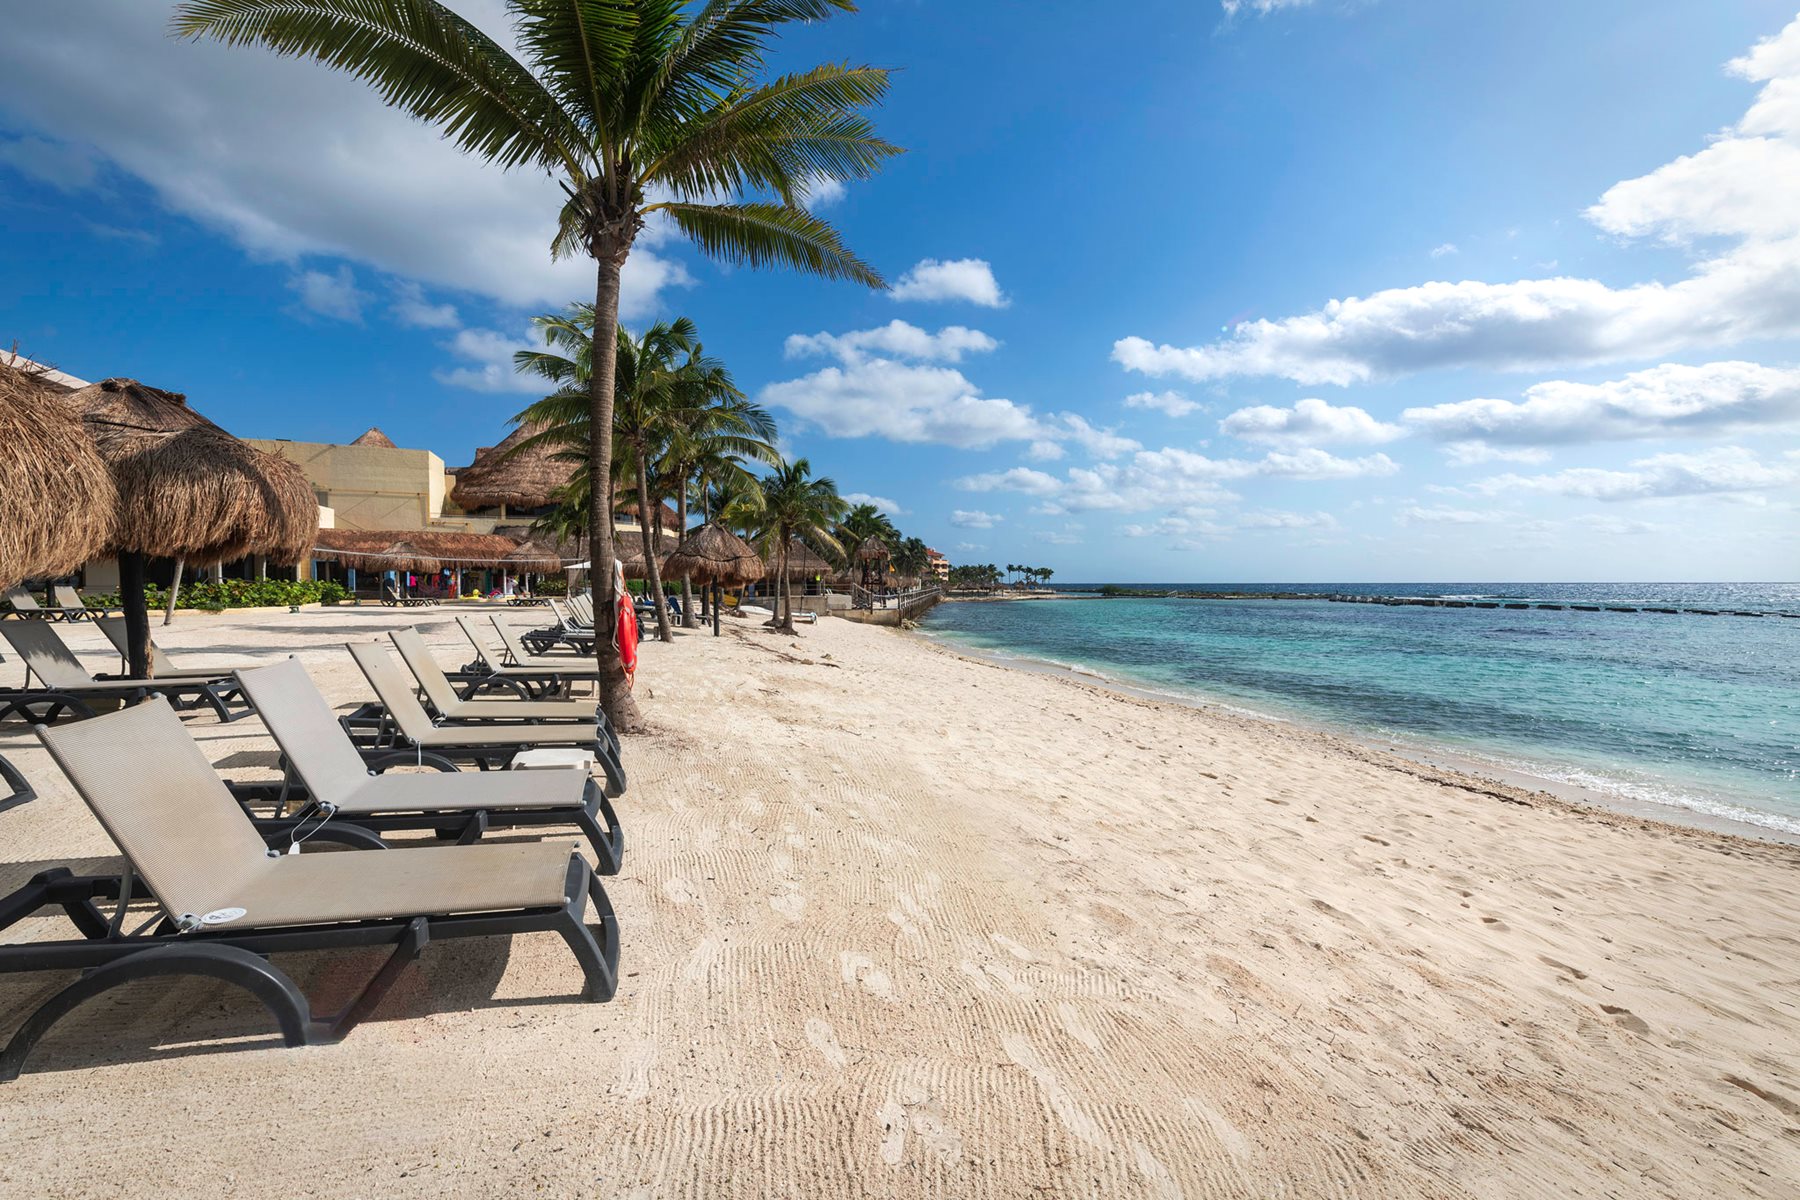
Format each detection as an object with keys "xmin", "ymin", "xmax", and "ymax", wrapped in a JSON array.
[{"xmin": 658, "ymin": 201, "xmax": 883, "ymax": 286}]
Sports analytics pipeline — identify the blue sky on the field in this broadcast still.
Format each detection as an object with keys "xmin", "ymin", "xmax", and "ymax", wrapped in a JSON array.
[{"xmin": 3, "ymin": 0, "xmax": 1799, "ymax": 582}]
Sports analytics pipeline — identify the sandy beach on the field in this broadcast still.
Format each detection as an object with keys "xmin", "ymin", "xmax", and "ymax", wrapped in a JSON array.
[{"xmin": 0, "ymin": 606, "xmax": 1796, "ymax": 1198}]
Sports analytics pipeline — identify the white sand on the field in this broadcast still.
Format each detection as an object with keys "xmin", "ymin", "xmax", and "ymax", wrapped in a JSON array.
[{"xmin": 0, "ymin": 606, "xmax": 1796, "ymax": 1198}]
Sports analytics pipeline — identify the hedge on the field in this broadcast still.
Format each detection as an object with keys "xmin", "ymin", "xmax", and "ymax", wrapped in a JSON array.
[{"xmin": 82, "ymin": 579, "xmax": 349, "ymax": 611}]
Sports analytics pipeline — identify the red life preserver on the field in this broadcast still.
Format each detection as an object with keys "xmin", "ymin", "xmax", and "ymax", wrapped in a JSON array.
[{"xmin": 617, "ymin": 594, "xmax": 639, "ymax": 685}]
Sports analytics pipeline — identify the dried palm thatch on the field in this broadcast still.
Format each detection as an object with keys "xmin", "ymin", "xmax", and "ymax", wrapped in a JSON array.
[
  {"xmin": 68, "ymin": 378, "xmax": 317, "ymax": 565},
  {"xmin": 665, "ymin": 523, "xmax": 764, "ymax": 587},
  {"xmin": 378, "ymin": 540, "xmax": 440, "ymax": 575},
  {"xmin": 614, "ymin": 529, "xmax": 670, "ymax": 581},
  {"xmin": 313, "ymin": 528, "xmax": 530, "ymax": 567},
  {"xmin": 773, "ymin": 536, "xmax": 831, "ymax": 581},
  {"xmin": 452, "ymin": 421, "xmax": 575, "ymax": 511},
  {"xmin": 616, "ymin": 500, "xmax": 683, "ymax": 531},
  {"xmin": 854, "ymin": 535, "xmax": 890, "ymax": 563},
  {"xmin": 350, "ymin": 426, "xmax": 397, "ymax": 448},
  {"xmin": 502, "ymin": 539, "xmax": 563, "ymax": 573},
  {"xmin": 0, "ymin": 360, "xmax": 118, "ymax": 590}
]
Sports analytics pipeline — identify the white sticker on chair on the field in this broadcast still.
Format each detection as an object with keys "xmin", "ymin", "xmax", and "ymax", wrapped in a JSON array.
[{"xmin": 201, "ymin": 907, "xmax": 247, "ymax": 925}]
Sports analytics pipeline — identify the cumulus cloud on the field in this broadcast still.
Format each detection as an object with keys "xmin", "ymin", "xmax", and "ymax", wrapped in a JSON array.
[
  {"xmin": 1430, "ymin": 243, "xmax": 1458, "ymax": 258},
  {"xmin": 288, "ymin": 265, "xmax": 368, "ymax": 323},
  {"xmin": 950, "ymin": 509, "xmax": 1001, "ymax": 528},
  {"xmin": 800, "ymin": 174, "xmax": 846, "ymax": 210},
  {"xmin": 1397, "ymin": 506, "xmax": 1508, "ymax": 525},
  {"xmin": 1123, "ymin": 390, "xmax": 1201, "ymax": 418},
  {"xmin": 0, "ymin": 133, "xmax": 103, "ymax": 191},
  {"xmin": 1052, "ymin": 413, "xmax": 1141, "ymax": 459},
  {"xmin": 390, "ymin": 281, "xmax": 460, "ymax": 330},
  {"xmin": 1404, "ymin": 361, "xmax": 1800, "ymax": 445},
  {"xmin": 1219, "ymin": 397, "xmax": 1403, "ymax": 446},
  {"xmin": 1441, "ymin": 441, "xmax": 1554, "ymax": 467},
  {"xmin": 1113, "ymin": 17, "xmax": 1800, "ymax": 386},
  {"xmin": 759, "ymin": 360, "xmax": 1041, "ymax": 449},
  {"xmin": 433, "ymin": 326, "xmax": 540, "ymax": 394},
  {"xmin": 1035, "ymin": 530, "xmax": 1082, "ymax": 545},
  {"xmin": 956, "ymin": 467, "xmax": 1063, "ymax": 497},
  {"xmin": 890, "ymin": 258, "xmax": 1008, "ymax": 307},
  {"xmin": 842, "ymin": 492, "xmax": 904, "ymax": 515},
  {"xmin": 1221, "ymin": 0, "xmax": 1316, "ymax": 15},
  {"xmin": 1238, "ymin": 510, "xmax": 1340, "ymax": 530},
  {"xmin": 0, "ymin": 1, "xmax": 687, "ymax": 315},
  {"xmin": 1472, "ymin": 446, "xmax": 1799, "ymax": 501},
  {"xmin": 1025, "ymin": 440, "xmax": 1066, "ymax": 462},
  {"xmin": 784, "ymin": 320, "xmax": 998, "ymax": 365}
]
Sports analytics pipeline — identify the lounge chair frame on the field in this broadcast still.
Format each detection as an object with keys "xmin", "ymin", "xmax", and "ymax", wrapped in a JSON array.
[
  {"xmin": 0, "ymin": 623, "xmax": 249, "ymax": 725},
  {"xmin": 0, "ymin": 856, "xmax": 616, "ymax": 1082}
]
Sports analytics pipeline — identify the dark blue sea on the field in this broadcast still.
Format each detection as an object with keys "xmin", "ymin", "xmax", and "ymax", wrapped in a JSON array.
[{"xmin": 920, "ymin": 584, "xmax": 1800, "ymax": 838}]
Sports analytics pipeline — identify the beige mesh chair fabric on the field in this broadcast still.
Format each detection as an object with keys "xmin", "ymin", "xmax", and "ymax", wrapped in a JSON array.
[
  {"xmin": 4, "ymin": 587, "xmax": 45, "ymax": 615},
  {"xmin": 488, "ymin": 618, "xmax": 601, "ymax": 675},
  {"xmin": 388, "ymin": 628, "xmax": 598, "ymax": 721},
  {"xmin": 548, "ymin": 598, "xmax": 592, "ymax": 632},
  {"xmin": 452, "ymin": 616, "xmax": 594, "ymax": 681},
  {"xmin": 35, "ymin": 697, "xmax": 580, "ymax": 927},
  {"xmin": 348, "ymin": 641, "xmax": 596, "ymax": 752},
  {"xmin": 234, "ymin": 658, "xmax": 589, "ymax": 816},
  {"xmin": 1, "ymin": 621, "xmax": 122, "ymax": 690},
  {"xmin": 97, "ymin": 617, "xmax": 230, "ymax": 680}
]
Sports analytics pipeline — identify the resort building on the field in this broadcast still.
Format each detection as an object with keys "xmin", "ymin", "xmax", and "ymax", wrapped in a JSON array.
[{"xmin": 925, "ymin": 547, "xmax": 950, "ymax": 583}]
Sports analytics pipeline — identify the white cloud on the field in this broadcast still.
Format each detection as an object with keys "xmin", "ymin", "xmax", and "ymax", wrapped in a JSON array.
[
  {"xmin": 784, "ymin": 321, "xmax": 998, "ymax": 365},
  {"xmin": 1397, "ymin": 506, "xmax": 1508, "ymax": 525},
  {"xmin": 1441, "ymin": 441, "xmax": 1554, "ymax": 467},
  {"xmin": 1473, "ymin": 447, "xmax": 1799, "ymax": 502},
  {"xmin": 800, "ymin": 174, "xmax": 846, "ymax": 210},
  {"xmin": 0, "ymin": 134, "xmax": 102, "ymax": 191},
  {"xmin": 842, "ymin": 492, "xmax": 904, "ymax": 515},
  {"xmin": 288, "ymin": 265, "xmax": 368, "ymax": 323},
  {"xmin": 1113, "ymin": 17, "xmax": 1800, "ymax": 386},
  {"xmin": 1221, "ymin": 0, "xmax": 1316, "ymax": 15},
  {"xmin": 433, "ymin": 326, "xmax": 541, "ymax": 394},
  {"xmin": 1052, "ymin": 413, "xmax": 1141, "ymax": 459},
  {"xmin": 0, "ymin": 2, "xmax": 688, "ymax": 315},
  {"xmin": 960, "ymin": 446, "xmax": 1395, "ymax": 515},
  {"xmin": 1238, "ymin": 510, "xmax": 1340, "ymax": 530},
  {"xmin": 390, "ymin": 281, "xmax": 460, "ymax": 330},
  {"xmin": 890, "ymin": 257, "xmax": 1008, "ymax": 307},
  {"xmin": 1035, "ymin": 530, "xmax": 1082, "ymax": 545},
  {"xmin": 954, "ymin": 541, "xmax": 985, "ymax": 553},
  {"xmin": 950, "ymin": 510, "xmax": 1002, "ymax": 528},
  {"xmin": 1025, "ymin": 440, "xmax": 1066, "ymax": 462},
  {"xmin": 761, "ymin": 360, "xmax": 1041, "ymax": 449},
  {"xmin": 1123, "ymin": 390, "xmax": 1200, "ymax": 418},
  {"xmin": 1404, "ymin": 361, "xmax": 1800, "ymax": 445},
  {"xmin": 1219, "ymin": 397, "xmax": 1403, "ymax": 446},
  {"xmin": 1430, "ymin": 243, "xmax": 1458, "ymax": 258}
]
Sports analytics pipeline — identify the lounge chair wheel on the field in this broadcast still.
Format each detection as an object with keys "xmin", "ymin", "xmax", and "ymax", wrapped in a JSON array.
[{"xmin": 0, "ymin": 943, "xmax": 321, "ymax": 1082}]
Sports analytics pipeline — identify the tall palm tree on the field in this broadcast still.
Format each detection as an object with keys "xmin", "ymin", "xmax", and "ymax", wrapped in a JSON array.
[
  {"xmin": 753, "ymin": 458, "xmax": 844, "ymax": 633},
  {"xmin": 659, "ymin": 379, "xmax": 778, "ymax": 627},
  {"xmin": 835, "ymin": 503, "xmax": 896, "ymax": 561},
  {"xmin": 176, "ymin": 0, "xmax": 898, "ymax": 728},
  {"xmin": 892, "ymin": 536, "xmax": 929, "ymax": 586}
]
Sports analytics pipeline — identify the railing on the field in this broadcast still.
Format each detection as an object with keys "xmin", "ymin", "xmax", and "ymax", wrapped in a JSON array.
[{"xmin": 850, "ymin": 584, "xmax": 943, "ymax": 618}]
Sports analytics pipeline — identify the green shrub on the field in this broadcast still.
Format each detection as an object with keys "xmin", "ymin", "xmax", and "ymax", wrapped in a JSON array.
[{"xmin": 83, "ymin": 578, "xmax": 348, "ymax": 611}]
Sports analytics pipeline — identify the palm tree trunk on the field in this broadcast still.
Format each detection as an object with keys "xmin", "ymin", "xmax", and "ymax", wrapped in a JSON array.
[
  {"xmin": 778, "ymin": 541, "xmax": 796, "ymax": 634},
  {"xmin": 588, "ymin": 255, "xmax": 642, "ymax": 731},
  {"xmin": 120, "ymin": 551, "xmax": 151, "ymax": 681},
  {"xmin": 635, "ymin": 445, "xmax": 673, "ymax": 642},
  {"xmin": 676, "ymin": 474, "xmax": 696, "ymax": 629},
  {"xmin": 163, "ymin": 557, "xmax": 184, "ymax": 626}
]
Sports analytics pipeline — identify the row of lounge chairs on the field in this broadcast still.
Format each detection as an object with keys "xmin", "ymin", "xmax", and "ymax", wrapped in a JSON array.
[
  {"xmin": 0, "ymin": 616, "xmax": 630, "ymax": 1080},
  {"xmin": 2, "ymin": 585, "xmax": 119, "ymax": 623}
]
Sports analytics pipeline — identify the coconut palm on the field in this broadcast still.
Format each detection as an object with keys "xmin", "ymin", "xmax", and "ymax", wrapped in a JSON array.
[
  {"xmin": 834, "ymin": 503, "xmax": 896, "ymax": 562},
  {"xmin": 752, "ymin": 458, "xmax": 844, "ymax": 633},
  {"xmin": 659, "ymin": 385, "xmax": 778, "ymax": 627},
  {"xmin": 891, "ymin": 536, "xmax": 930, "ymax": 586},
  {"xmin": 175, "ymin": 0, "xmax": 899, "ymax": 727}
]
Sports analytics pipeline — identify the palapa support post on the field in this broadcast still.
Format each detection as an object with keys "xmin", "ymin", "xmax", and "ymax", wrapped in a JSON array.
[
  {"xmin": 713, "ymin": 582, "xmax": 721, "ymax": 637},
  {"xmin": 118, "ymin": 552, "xmax": 151, "ymax": 681}
]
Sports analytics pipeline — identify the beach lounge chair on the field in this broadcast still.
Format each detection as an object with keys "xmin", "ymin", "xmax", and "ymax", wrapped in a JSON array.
[
  {"xmin": 488, "ymin": 616, "xmax": 609, "ymax": 671},
  {"xmin": 345, "ymin": 642, "xmax": 625, "ymax": 785},
  {"xmin": 388, "ymin": 627, "xmax": 615, "ymax": 735},
  {"xmin": 231, "ymin": 658, "xmax": 622, "ymax": 870},
  {"xmin": 0, "ymin": 621, "xmax": 250, "ymax": 724},
  {"xmin": 54, "ymin": 586, "xmax": 118, "ymax": 620},
  {"xmin": 520, "ymin": 598, "xmax": 596, "ymax": 656},
  {"xmin": 0, "ymin": 755, "xmax": 32, "ymax": 813},
  {"xmin": 381, "ymin": 581, "xmax": 431, "ymax": 609},
  {"xmin": 0, "ymin": 696, "xmax": 616, "ymax": 1081},
  {"xmin": 3, "ymin": 586, "xmax": 82, "ymax": 622},
  {"xmin": 96, "ymin": 618, "xmax": 253, "ymax": 712},
  {"xmin": 454, "ymin": 616, "xmax": 602, "ymax": 692}
]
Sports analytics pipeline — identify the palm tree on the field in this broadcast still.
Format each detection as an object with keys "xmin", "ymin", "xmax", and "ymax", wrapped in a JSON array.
[
  {"xmin": 754, "ymin": 458, "xmax": 844, "ymax": 633},
  {"xmin": 836, "ymin": 503, "xmax": 896, "ymax": 559},
  {"xmin": 176, "ymin": 0, "xmax": 899, "ymax": 728},
  {"xmin": 891, "ymin": 536, "xmax": 929, "ymax": 586},
  {"xmin": 661, "ymin": 388, "xmax": 778, "ymax": 627}
]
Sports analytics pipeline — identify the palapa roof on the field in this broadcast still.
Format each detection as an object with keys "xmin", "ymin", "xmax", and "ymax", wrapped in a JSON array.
[
  {"xmin": 452, "ymin": 421, "xmax": 575, "ymax": 511},
  {"xmin": 854, "ymin": 535, "xmax": 891, "ymax": 562},
  {"xmin": 502, "ymin": 539, "xmax": 564, "ymax": 573},
  {"xmin": 378, "ymin": 539, "xmax": 440, "ymax": 574},
  {"xmin": 616, "ymin": 500, "xmax": 684, "ymax": 532},
  {"xmin": 312, "ymin": 528, "xmax": 543, "ymax": 567},
  {"xmin": 350, "ymin": 426, "xmax": 397, "ymax": 449},
  {"xmin": 68, "ymin": 377, "xmax": 317, "ymax": 566},
  {"xmin": 614, "ymin": 528, "xmax": 670, "ymax": 581},
  {"xmin": 666, "ymin": 523, "xmax": 765, "ymax": 587},
  {"xmin": 772, "ymin": 536, "xmax": 831, "ymax": 580},
  {"xmin": 0, "ymin": 359, "xmax": 118, "ymax": 590}
]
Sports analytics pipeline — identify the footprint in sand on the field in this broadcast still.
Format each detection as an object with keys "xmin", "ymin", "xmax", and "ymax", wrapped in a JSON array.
[
  {"xmin": 1002, "ymin": 1034, "xmax": 1110, "ymax": 1151},
  {"xmin": 770, "ymin": 887, "xmax": 806, "ymax": 921},
  {"xmin": 876, "ymin": 1099, "xmax": 908, "ymax": 1165},
  {"xmin": 1058, "ymin": 1002, "xmax": 1103, "ymax": 1052},
  {"xmin": 1601, "ymin": 1004, "xmax": 1651, "ymax": 1034},
  {"xmin": 1538, "ymin": 955, "xmax": 1589, "ymax": 980},
  {"xmin": 805, "ymin": 1017, "xmax": 847, "ymax": 1068},
  {"xmin": 840, "ymin": 951, "xmax": 895, "ymax": 1000},
  {"xmin": 662, "ymin": 876, "xmax": 699, "ymax": 905},
  {"xmin": 989, "ymin": 933, "xmax": 1034, "ymax": 961}
]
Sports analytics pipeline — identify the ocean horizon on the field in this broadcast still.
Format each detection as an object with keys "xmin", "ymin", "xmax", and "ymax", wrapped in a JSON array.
[{"xmin": 921, "ymin": 582, "xmax": 1800, "ymax": 840}]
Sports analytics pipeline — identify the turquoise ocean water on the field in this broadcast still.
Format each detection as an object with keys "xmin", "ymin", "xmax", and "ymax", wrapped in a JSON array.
[{"xmin": 919, "ymin": 584, "xmax": 1800, "ymax": 838}]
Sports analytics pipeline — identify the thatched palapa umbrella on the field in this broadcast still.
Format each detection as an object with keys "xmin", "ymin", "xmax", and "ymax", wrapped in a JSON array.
[
  {"xmin": 502, "ymin": 539, "xmax": 563, "ymax": 574},
  {"xmin": 779, "ymin": 537, "xmax": 831, "ymax": 582},
  {"xmin": 0, "ymin": 362, "xmax": 118, "ymax": 592},
  {"xmin": 69, "ymin": 377, "xmax": 316, "ymax": 678},
  {"xmin": 665, "ymin": 523, "xmax": 764, "ymax": 637},
  {"xmin": 854, "ymin": 535, "xmax": 890, "ymax": 589}
]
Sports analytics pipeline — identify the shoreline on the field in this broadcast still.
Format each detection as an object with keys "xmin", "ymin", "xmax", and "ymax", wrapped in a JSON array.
[{"xmin": 913, "ymin": 624, "xmax": 1800, "ymax": 851}]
